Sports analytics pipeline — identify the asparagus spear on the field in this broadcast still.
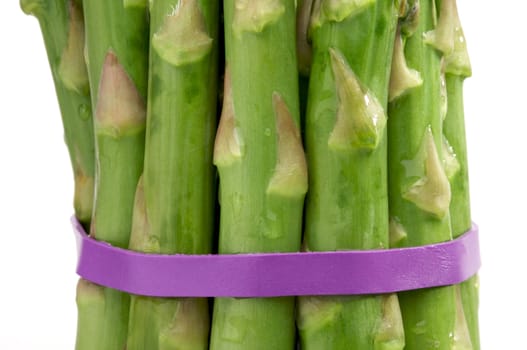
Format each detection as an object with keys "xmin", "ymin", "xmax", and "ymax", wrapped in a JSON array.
[
  {"xmin": 297, "ymin": 1, "xmax": 404, "ymax": 349},
  {"xmin": 20, "ymin": 0, "xmax": 95, "ymax": 228},
  {"xmin": 75, "ymin": 1, "xmax": 149, "ymax": 349},
  {"xmin": 126, "ymin": 1, "xmax": 218, "ymax": 348},
  {"xmin": 210, "ymin": 1, "xmax": 307, "ymax": 349},
  {"xmin": 444, "ymin": 75, "xmax": 479, "ymax": 349},
  {"xmin": 430, "ymin": 0, "xmax": 480, "ymax": 347},
  {"xmin": 388, "ymin": 0, "xmax": 471, "ymax": 348}
]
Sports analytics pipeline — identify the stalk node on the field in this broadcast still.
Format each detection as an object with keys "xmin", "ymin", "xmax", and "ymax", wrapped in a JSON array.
[
  {"xmin": 158, "ymin": 299, "xmax": 210, "ymax": 349},
  {"xmin": 20, "ymin": 0, "xmax": 44, "ymax": 16},
  {"xmin": 374, "ymin": 294, "xmax": 405, "ymax": 349},
  {"xmin": 329, "ymin": 48, "xmax": 386, "ymax": 151},
  {"xmin": 389, "ymin": 28, "xmax": 423, "ymax": 101},
  {"xmin": 442, "ymin": 135, "xmax": 460, "ymax": 180},
  {"xmin": 214, "ymin": 68, "xmax": 243, "ymax": 167},
  {"xmin": 129, "ymin": 175, "xmax": 159, "ymax": 253},
  {"xmin": 232, "ymin": 0, "xmax": 285, "ymax": 35},
  {"xmin": 74, "ymin": 164, "xmax": 94, "ymax": 226},
  {"xmin": 58, "ymin": 0, "xmax": 90, "ymax": 94},
  {"xmin": 266, "ymin": 93, "xmax": 308, "ymax": 198},
  {"xmin": 297, "ymin": 296, "xmax": 343, "ymax": 333},
  {"xmin": 424, "ymin": 0, "xmax": 471, "ymax": 76},
  {"xmin": 452, "ymin": 286, "xmax": 473, "ymax": 349},
  {"xmin": 152, "ymin": 0, "xmax": 213, "ymax": 66},
  {"xmin": 94, "ymin": 51, "xmax": 146, "ymax": 136},
  {"xmin": 389, "ymin": 217, "xmax": 408, "ymax": 247},
  {"xmin": 311, "ymin": 0, "xmax": 375, "ymax": 29},
  {"xmin": 401, "ymin": 126, "xmax": 451, "ymax": 219},
  {"xmin": 399, "ymin": 0, "xmax": 419, "ymax": 36}
]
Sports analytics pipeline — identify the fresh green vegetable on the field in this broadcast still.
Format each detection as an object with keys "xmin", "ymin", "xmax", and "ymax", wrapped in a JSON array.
[
  {"xmin": 210, "ymin": 1, "xmax": 307, "ymax": 349},
  {"xmin": 387, "ymin": 0, "xmax": 472, "ymax": 348},
  {"xmin": 126, "ymin": 0, "xmax": 218, "ymax": 348},
  {"xmin": 435, "ymin": 0, "xmax": 480, "ymax": 347},
  {"xmin": 75, "ymin": 1, "xmax": 149, "ymax": 348},
  {"xmin": 20, "ymin": 0, "xmax": 95, "ymax": 228},
  {"xmin": 297, "ymin": 1, "xmax": 404, "ymax": 349},
  {"xmin": 22, "ymin": 0, "xmax": 480, "ymax": 347},
  {"xmin": 444, "ymin": 74, "xmax": 479, "ymax": 349}
]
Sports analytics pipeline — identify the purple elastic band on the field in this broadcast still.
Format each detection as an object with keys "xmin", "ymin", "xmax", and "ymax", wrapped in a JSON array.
[{"xmin": 73, "ymin": 218, "xmax": 480, "ymax": 298}]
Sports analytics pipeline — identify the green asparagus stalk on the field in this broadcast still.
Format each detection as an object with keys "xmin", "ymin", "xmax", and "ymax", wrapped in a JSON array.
[
  {"xmin": 297, "ymin": 1, "xmax": 404, "ymax": 349},
  {"xmin": 75, "ymin": 1, "xmax": 149, "ymax": 349},
  {"xmin": 20, "ymin": 0, "xmax": 95, "ymax": 228},
  {"xmin": 444, "ymin": 75, "xmax": 479, "ymax": 348},
  {"xmin": 210, "ymin": 1, "xmax": 307, "ymax": 349},
  {"xmin": 387, "ymin": 0, "xmax": 472, "ymax": 348},
  {"xmin": 126, "ymin": 1, "xmax": 218, "ymax": 348},
  {"xmin": 432, "ymin": 0, "xmax": 480, "ymax": 347}
]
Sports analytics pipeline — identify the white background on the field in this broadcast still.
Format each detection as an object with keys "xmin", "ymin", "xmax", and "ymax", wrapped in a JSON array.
[{"xmin": 1, "ymin": 1, "xmax": 525, "ymax": 348}]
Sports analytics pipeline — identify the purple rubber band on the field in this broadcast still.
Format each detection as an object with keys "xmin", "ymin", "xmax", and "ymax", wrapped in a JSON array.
[{"xmin": 73, "ymin": 218, "xmax": 480, "ymax": 298}]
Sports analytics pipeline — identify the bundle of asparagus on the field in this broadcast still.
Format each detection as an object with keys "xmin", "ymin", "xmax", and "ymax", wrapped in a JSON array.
[{"xmin": 22, "ymin": 0, "xmax": 479, "ymax": 349}]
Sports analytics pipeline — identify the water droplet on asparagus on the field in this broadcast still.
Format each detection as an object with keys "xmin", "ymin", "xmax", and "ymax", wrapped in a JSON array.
[
  {"xmin": 78, "ymin": 104, "xmax": 91, "ymax": 120},
  {"xmin": 412, "ymin": 320, "xmax": 427, "ymax": 335},
  {"xmin": 221, "ymin": 315, "xmax": 248, "ymax": 343}
]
